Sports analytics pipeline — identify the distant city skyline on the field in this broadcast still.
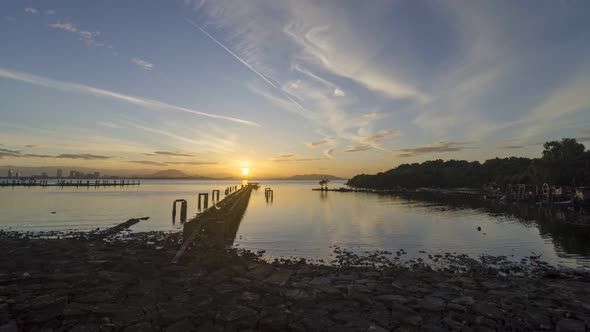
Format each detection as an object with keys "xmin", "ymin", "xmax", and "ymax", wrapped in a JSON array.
[{"xmin": 1, "ymin": 1, "xmax": 590, "ymax": 178}]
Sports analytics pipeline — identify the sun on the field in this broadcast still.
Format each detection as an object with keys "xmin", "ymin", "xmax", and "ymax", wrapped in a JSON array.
[{"xmin": 241, "ymin": 168, "xmax": 249, "ymax": 176}]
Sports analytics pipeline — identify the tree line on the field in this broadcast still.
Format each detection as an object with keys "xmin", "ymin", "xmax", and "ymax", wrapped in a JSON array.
[{"xmin": 346, "ymin": 138, "xmax": 590, "ymax": 189}]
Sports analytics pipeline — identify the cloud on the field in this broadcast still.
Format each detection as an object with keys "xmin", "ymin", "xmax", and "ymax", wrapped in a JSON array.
[
  {"xmin": 272, "ymin": 157, "xmax": 322, "ymax": 162},
  {"xmin": 47, "ymin": 20, "xmax": 109, "ymax": 48},
  {"xmin": 0, "ymin": 148, "xmax": 21, "ymax": 154},
  {"xmin": 576, "ymin": 136, "xmax": 590, "ymax": 142},
  {"xmin": 278, "ymin": 153, "xmax": 295, "ymax": 158},
  {"xmin": 359, "ymin": 129, "xmax": 398, "ymax": 144},
  {"xmin": 344, "ymin": 144, "xmax": 371, "ymax": 153},
  {"xmin": 333, "ymin": 89, "xmax": 346, "ymax": 97},
  {"xmin": 153, "ymin": 151, "xmax": 194, "ymax": 157},
  {"xmin": 498, "ymin": 145, "xmax": 524, "ymax": 150},
  {"xmin": 323, "ymin": 148, "xmax": 334, "ymax": 159},
  {"xmin": 24, "ymin": 7, "xmax": 39, "ymax": 15},
  {"xmin": 48, "ymin": 21, "xmax": 78, "ymax": 32},
  {"xmin": 393, "ymin": 141, "xmax": 475, "ymax": 158},
  {"xmin": 25, "ymin": 144, "xmax": 41, "ymax": 148},
  {"xmin": 580, "ymin": 128, "xmax": 590, "ymax": 135},
  {"xmin": 0, "ymin": 149, "xmax": 111, "ymax": 160},
  {"xmin": 168, "ymin": 161, "xmax": 218, "ymax": 165},
  {"xmin": 0, "ymin": 67, "xmax": 258, "ymax": 126},
  {"xmin": 305, "ymin": 139, "xmax": 330, "ymax": 148},
  {"xmin": 129, "ymin": 160, "xmax": 168, "ymax": 166},
  {"xmin": 55, "ymin": 154, "xmax": 111, "ymax": 160},
  {"xmin": 132, "ymin": 58, "xmax": 154, "ymax": 71},
  {"xmin": 45, "ymin": 10, "xmax": 56, "ymax": 16},
  {"xmin": 97, "ymin": 121, "xmax": 122, "ymax": 129}
]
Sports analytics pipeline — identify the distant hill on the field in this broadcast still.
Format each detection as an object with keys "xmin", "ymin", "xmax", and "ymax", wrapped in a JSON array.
[{"xmin": 283, "ymin": 174, "xmax": 345, "ymax": 180}]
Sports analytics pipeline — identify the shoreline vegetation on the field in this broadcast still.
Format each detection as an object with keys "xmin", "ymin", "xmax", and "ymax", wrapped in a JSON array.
[
  {"xmin": 346, "ymin": 138, "xmax": 590, "ymax": 190},
  {"xmin": 1, "ymin": 229, "xmax": 590, "ymax": 331}
]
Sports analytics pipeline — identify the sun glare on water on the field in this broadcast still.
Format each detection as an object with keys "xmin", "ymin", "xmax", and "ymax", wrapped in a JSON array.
[{"xmin": 241, "ymin": 168, "xmax": 249, "ymax": 176}]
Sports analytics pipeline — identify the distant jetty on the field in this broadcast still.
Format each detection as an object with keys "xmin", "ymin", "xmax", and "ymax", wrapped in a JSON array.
[{"xmin": 0, "ymin": 179, "xmax": 140, "ymax": 188}]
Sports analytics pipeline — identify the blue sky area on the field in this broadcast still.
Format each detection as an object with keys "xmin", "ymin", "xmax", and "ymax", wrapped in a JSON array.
[{"xmin": 1, "ymin": 0, "xmax": 589, "ymax": 177}]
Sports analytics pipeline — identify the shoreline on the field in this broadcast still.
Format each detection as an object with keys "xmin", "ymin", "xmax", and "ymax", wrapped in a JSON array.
[{"xmin": 1, "ymin": 231, "xmax": 590, "ymax": 331}]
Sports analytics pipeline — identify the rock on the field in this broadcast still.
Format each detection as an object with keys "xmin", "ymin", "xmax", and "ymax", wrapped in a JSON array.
[
  {"xmin": 472, "ymin": 302, "xmax": 504, "ymax": 321},
  {"xmin": 216, "ymin": 305, "xmax": 257, "ymax": 322},
  {"xmin": 285, "ymin": 289, "xmax": 311, "ymax": 300},
  {"xmin": 247, "ymin": 264, "xmax": 274, "ymax": 280},
  {"xmin": 0, "ymin": 321, "xmax": 17, "ymax": 332},
  {"xmin": 451, "ymin": 296, "xmax": 475, "ymax": 306},
  {"xmin": 239, "ymin": 291, "xmax": 261, "ymax": 301},
  {"xmin": 368, "ymin": 325, "xmax": 389, "ymax": 332},
  {"xmin": 375, "ymin": 294, "xmax": 411, "ymax": 304},
  {"xmin": 264, "ymin": 269, "xmax": 293, "ymax": 286},
  {"xmin": 309, "ymin": 276, "xmax": 332, "ymax": 286},
  {"xmin": 124, "ymin": 322, "xmax": 156, "ymax": 332},
  {"xmin": 556, "ymin": 319, "xmax": 585, "ymax": 332},
  {"xmin": 418, "ymin": 296, "xmax": 446, "ymax": 312},
  {"xmin": 165, "ymin": 319, "xmax": 195, "ymax": 332}
]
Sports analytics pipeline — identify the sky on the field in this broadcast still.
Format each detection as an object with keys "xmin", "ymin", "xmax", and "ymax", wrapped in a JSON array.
[{"xmin": 1, "ymin": 0, "xmax": 590, "ymax": 178}]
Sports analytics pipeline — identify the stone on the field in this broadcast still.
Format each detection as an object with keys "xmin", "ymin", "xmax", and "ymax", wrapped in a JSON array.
[
  {"xmin": 556, "ymin": 319, "xmax": 585, "ymax": 332},
  {"xmin": 452, "ymin": 296, "xmax": 475, "ymax": 306},
  {"xmin": 124, "ymin": 322, "xmax": 156, "ymax": 332},
  {"xmin": 239, "ymin": 291, "xmax": 261, "ymax": 301},
  {"xmin": 472, "ymin": 302, "xmax": 504, "ymax": 321},
  {"xmin": 165, "ymin": 319, "xmax": 195, "ymax": 332},
  {"xmin": 216, "ymin": 305, "xmax": 257, "ymax": 322},
  {"xmin": 309, "ymin": 276, "xmax": 332, "ymax": 286},
  {"xmin": 0, "ymin": 321, "xmax": 17, "ymax": 332},
  {"xmin": 375, "ymin": 294, "xmax": 410, "ymax": 304},
  {"xmin": 264, "ymin": 269, "xmax": 293, "ymax": 286},
  {"xmin": 285, "ymin": 289, "xmax": 311, "ymax": 300},
  {"xmin": 418, "ymin": 296, "xmax": 446, "ymax": 312}
]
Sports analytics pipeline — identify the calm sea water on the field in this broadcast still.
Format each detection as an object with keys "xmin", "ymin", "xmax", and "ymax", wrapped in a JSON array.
[{"xmin": 1, "ymin": 179, "xmax": 589, "ymax": 268}]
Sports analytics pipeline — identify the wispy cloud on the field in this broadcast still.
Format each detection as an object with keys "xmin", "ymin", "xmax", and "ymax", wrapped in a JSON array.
[
  {"xmin": 0, "ymin": 148, "xmax": 112, "ymax": 160},
  {"xmin": 24, "ymin": 7, "xmax": 39, "ymax": 15},
  {"xmin": 278, "ymin": 153, "xmax": 295, "ymax": 158},
  {"xmin": 132, "ymin": 58, "xmax": 154, "ymax": 71},
  {"xmin": 153, "ymin": 151, "xmax": 194, "ymax": 157},
  {"xmin": 272, "ymin": 157, "xmax": 322, "ymax": 162},
  {"xmin": 48, "ymin": 21, "xmax": 78, "ymax": 32},
  {"xmin": 323, "ymin": 148, "xmax": 334, "ymax": 159},
  {"xmin": 45, "ymin": 10, "xmax": 56, "ymax": 16},
  {"xmin": 305, "ymin": 139, "xmax": 330, "ymax": 148},
  {"xmin": 168, "ymin": 161, "xmax": 218, "ymax": 165},
  {"xmin": 25, "ymin": 144, "xmax": 41, "ymax": 148},
  {"xmin": 498, "ymin": 145, "xmax": 524, "ymax": 150},
  {"xmin": 344, "ymin": 144, "xmax": 371, "ymax": 153},
  {"xmin": 129, "ymin": 160, "xmax": 168, "ymax": 166},
  {"xmin": 393, "ymin": 141, "xmax": 476, "ymax": 158},
  {"xmin": 358, "ymin": 129, "xmax": 398, "ymax": 144},
  {"xmin": 0, "ymin": 67, "xmax": 258, "ymax": 126}
]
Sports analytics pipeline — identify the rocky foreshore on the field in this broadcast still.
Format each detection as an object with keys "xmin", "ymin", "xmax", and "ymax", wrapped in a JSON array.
[{"xmin": 1, "ymin": 230, "xmax": 590, "ymax": 332}]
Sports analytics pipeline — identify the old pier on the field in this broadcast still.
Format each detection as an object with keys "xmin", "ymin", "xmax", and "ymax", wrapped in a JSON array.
[
  {"xmin": 172, "ymin": 183, "xmax": 255, "ymax": 263},
  {"xmin": 0, "ymin": 179, "xmax": 140, "ymax": 188}
]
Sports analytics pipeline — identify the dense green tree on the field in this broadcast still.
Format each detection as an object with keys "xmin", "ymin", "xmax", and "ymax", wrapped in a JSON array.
[{"xmin": 346, "ymin": 138, "xmax": 588, "ymax": 189}]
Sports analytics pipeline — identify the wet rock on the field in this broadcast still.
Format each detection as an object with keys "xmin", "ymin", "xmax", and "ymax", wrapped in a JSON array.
[
  {"xmin": 264, "ymin": 269, "xmax": 293, "ymax": 286},
  {"xmin": 418, "ymin": 296, "xmax": 446, "ymax": 312},
  {"xmin": 472, "ymin": 302, "xmax": 504, "ymax": 321},
  {"xmin": 285, "ymin": 289, "xmax": 311, "ymax": 300},
  {"xmin": 309, "ymin": 276, "xmax": 332, "ymax": 286},
  {"xmin": 246, "ymin": 264, "xmax": 274, "ymax": 280},
  {"xmin": 0, "ymin": 321, "xmax": 17, "ymax": 332},
  {"xmin": 238, "ymin": 291, "xmax": 261, "ymax": 302},
  {"xmin": 123, "ymin": 322, "xmax": 156, "ymax": 332},
  {"xmin": 375, "ymin": 294, "xmax": 411, "ymax": 304},
  {"xmin": 451, "ymin": 296, "xmax": 475, "ymax": 306},
  {"xmin": 391, "ymin": 304, "xmax": 423, "ymax": 326},
  {"xmin": 216, "ymin": 305, "xmax": 257, "ymax": 323},
  {"xmin": 556, "ymin": 318, "xmax": 585, "ymax": 332},
  {"xmin": 165, "ymin": 319, "xmax": 195, "ymax": 332}
]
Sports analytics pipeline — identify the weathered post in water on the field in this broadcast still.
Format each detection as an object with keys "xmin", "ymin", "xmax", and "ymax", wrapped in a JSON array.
[
  {"xmin": 212, "ymin": 190, "xmax": 220, "ymax": 202},
  {"xmin": 172, "ymin": 199, "xmax": 188, "ymax": 223},
  {"xmin": 198, "ymin": 193, "xmax": 209, "ymax": 211}
]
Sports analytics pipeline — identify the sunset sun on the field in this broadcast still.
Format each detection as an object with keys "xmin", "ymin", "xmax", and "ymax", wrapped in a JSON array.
[{"xmin": 241, "ymin": 168, "xmax": 249, "ymax": 176}]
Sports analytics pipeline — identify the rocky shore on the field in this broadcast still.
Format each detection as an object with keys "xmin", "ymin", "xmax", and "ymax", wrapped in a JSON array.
[{"xmin": 1, "ymin": 230, "xmax": 590, "ymax": 332}]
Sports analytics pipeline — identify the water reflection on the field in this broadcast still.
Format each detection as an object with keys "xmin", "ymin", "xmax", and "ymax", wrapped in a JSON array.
[{"xmin": 234, "ymin": 183, "xmax": 590, "ymax": 268}]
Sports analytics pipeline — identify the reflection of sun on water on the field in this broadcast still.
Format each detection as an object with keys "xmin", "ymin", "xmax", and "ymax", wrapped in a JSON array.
[{"xmin": 241, "ymin": 168, "xmax": 249, "ymax": 176}]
